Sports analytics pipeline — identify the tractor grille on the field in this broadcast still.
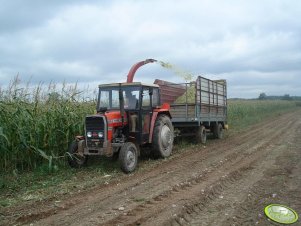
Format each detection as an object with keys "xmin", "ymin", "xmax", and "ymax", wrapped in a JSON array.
[
  {"xmin": 87, "ymin": 139, "xmax": 103, "ymax": 149},
  {"xmin": 85, "ymin": 116, "xmax": 105, "ymax": 131},
  {"xmin": 85, "ymin": 116, "xmax": 105, "ymax": 149}
]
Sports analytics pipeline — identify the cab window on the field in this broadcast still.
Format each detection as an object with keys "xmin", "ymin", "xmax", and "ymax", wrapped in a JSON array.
[
  {"xmin": 152, "ymin": 88, "xmax": 159, "ymax": 107},
  {"xmin": 142, "ymin": 88, "xmax": 151, "ymax": 108}
]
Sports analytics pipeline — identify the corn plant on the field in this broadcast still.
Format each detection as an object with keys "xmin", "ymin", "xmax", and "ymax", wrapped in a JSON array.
[{"xmin": 0, "ymin": 77, "xmax": 96, "ymax": 172}]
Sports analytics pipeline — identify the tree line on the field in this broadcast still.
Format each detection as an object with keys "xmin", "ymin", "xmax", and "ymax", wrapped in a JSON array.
[{"xmin": 258, "ymin": 93, "xmax": 301, "ymax": 101}]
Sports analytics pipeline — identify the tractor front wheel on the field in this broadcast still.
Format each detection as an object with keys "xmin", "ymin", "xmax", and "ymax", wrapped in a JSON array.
[
  {"xmin": 67, "ymin": 140, "xmax": 87, "ymax": 168},
  {"xmin": 119, "ymin": 142, "xmax": 138, "ymax": 173}
]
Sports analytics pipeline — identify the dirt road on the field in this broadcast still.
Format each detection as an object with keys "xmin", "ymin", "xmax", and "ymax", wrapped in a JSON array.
[{"xmin": 2, "ymin": 110, "xmax": 301, "ymax": 226}]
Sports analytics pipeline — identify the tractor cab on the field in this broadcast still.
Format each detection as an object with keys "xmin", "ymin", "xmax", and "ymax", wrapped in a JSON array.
[{"xmin": 97, "ymin": 82, "xmax": 160, "ymax": 145}]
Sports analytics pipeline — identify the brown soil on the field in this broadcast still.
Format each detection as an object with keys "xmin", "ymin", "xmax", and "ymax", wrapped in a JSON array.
[{"xmin": 1, "ymin": 110, "xmax": 301, "ymax": 226}]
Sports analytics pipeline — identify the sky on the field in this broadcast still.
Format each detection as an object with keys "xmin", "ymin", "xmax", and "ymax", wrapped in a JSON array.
[{"xmin": 0, "ymin": 0, "xmax": 301, "ymax": 98}]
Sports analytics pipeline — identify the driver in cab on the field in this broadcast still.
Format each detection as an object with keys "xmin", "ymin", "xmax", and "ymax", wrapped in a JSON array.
[{"xmin": 125, "ymin": 91, "xmax": 138, "ymax": 132}]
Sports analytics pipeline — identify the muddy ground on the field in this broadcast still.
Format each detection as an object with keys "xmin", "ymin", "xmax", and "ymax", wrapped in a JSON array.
[{"xmin": 1, "ymin": 110, "xmax": 301, "ymax": 226}]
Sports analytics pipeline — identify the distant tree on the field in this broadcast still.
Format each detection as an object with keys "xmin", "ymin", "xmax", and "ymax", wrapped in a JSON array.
[
  {"xmin": 282, "ymin": 94, "xmax": 292, "ymax": 101},
  {"xmin": 258, "ymin": 92, "xmax": 267, "ymax": 100}
]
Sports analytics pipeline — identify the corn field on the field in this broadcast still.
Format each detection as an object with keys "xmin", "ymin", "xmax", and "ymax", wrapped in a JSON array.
[
  {"xmin": 0, "ymin": 78, "xmax": 299, "ymax": 173},
  {"xmin": 0, "ymin": 78, "xmax": 95, "ymax": 172},
  {"xmin": 227, "ymin": 99, "xmax": 298, "ymax": 129}
]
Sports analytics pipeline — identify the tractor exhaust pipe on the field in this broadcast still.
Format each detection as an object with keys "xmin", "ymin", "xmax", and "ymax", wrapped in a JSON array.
[{"xmin": 126, "ymin": 59, "xmax": 157, "ymax": 83}]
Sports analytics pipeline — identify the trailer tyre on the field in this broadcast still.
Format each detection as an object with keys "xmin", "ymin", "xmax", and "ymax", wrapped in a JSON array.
[
  {"xmin": 67, "ymin": 140, "xmax": 87, "ymax": 168},
  {"xmin": 152, "ymin": 115, "xmax": 174, "ymax": 158},
  {"xmin": 119, "ymin": 142, "xmax": 138, "ymax": 173},
  {"xmin": 196, "ymin": 125, "xmax": 207, "ymax": 144},
  {"xmin": 213, "ymin": 123, "xmax": 224, "ymax": 139}
]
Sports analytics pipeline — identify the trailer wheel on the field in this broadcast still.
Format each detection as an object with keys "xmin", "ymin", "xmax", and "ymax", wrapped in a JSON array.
[
  {"xmin": 119, "ymin": 142, "xmax": 138, "ymax": 173},
  {"xmin": 196, "ymin": 125, "xmax": 207, "ymax": 144},
  {"xmin": 67, "ymin": 140, "xmax": 87, "ymax": 168},
  {"xmin": 152, "ymin": 115, "xmax": 174, "ymax": 158},
  {"xmin": 213, "ymin": 123, "xmax": 224, "ymax": 139}
]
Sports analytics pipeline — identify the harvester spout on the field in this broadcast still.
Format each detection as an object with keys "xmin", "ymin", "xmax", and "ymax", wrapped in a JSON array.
[{"xmin": 126, "ymin": 59, "xmax": 157, "ymax": 83}]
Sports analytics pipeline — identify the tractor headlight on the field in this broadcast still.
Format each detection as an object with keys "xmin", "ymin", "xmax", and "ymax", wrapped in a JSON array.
[
  {"xmin": 98, "ymin": 132, "xmax": 104, "ymax": 138},
  {"xmin": 87, "ymin": 131, "xmax": 92, "ymax": 138}
]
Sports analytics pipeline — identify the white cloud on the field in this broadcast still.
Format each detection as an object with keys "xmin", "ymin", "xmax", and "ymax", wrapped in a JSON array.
[{"xmin": 0, "ymin": 0, "xmax": 300, "ymax": 97}]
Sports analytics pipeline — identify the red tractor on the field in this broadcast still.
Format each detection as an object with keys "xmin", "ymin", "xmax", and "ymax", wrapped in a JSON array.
[{"xmin": 68, "ymin": 59, "xmax": 174, "ymax": 173}]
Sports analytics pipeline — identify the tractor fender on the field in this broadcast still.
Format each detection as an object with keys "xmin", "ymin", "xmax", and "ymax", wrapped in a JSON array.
[{"xmin": 149, "ymin": 108, "xmax": 171, "ymax": 143}]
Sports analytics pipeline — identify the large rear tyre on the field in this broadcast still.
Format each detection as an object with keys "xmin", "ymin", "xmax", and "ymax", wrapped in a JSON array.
[
  {"xmin": 213, "ymin": 123, "xmax": 224, "ymax": 139},
  {"xmin": 119, "ymin": 142, "xmax": 138, "ymax": 173},
  {"xmin": 196, "ymin": 125, "xmax": 207, "ymax": 144},
  {"xmin": 67, "ymin": 140, "xmax": 87, "ymax": 168},
  {"xmin": 152, "ymin": 115, "xmax": 174, "ymax": 158}
]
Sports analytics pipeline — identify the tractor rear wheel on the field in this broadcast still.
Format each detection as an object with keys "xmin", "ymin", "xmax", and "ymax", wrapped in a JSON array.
[
  {"xmin": 152, "ymin": 115, "xmax": 174, "ymax": 158},
  {"xmin": 119, "ymin": 142, "xmax": 138, "ymax": 173},
  {"xmin": 196, "ymin": 125, "xmax": 207, "ymax": 144},
  {"xmin": 68, "ymin": 140, "xmax": 87, "ymax": 168}
]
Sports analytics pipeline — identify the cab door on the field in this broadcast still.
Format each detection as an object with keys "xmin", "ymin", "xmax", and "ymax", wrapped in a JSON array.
[{"xmin": 140, "ymin": 87, "xmax": 152, "ymax": 144}]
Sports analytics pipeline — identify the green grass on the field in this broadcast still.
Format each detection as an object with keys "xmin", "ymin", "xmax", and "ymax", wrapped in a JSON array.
[{"xmin": 0, "ymin": 158, "xmax": 121, "ymax": 207}]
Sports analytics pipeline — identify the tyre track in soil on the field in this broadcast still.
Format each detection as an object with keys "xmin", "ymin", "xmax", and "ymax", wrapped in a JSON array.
[
  {"xmin": 10, "ymin": 111, "xmax": 297, "ymax": 226},
  {"xmin": 3, "ymin": 111, "xmax": 272, "ymax": 226},
  {"xmin": 104, "ymin": 113, "xmax": 297, "ymax": 226},
  {"xmin": 167, "ymin": 131, "xmax": 298, "ymax": 226},
  {"xmin": 221, "ymin": 122, "xmax": 301, "ymax": 226},
  {"xmin": 26, "ymin": 113, "xmax": 294, "ymax": 226},
  {"xmin": 3, "ymin": 110, "xmax": 299, "ymax": 226}
]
